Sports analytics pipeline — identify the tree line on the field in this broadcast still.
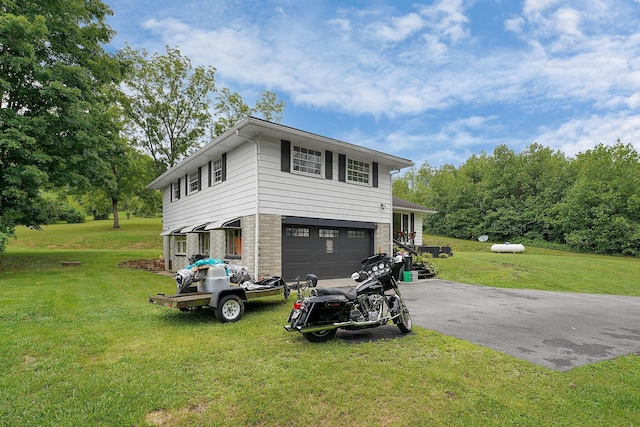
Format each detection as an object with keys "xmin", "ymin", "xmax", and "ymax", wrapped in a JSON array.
[
  {"xmin": 393, "ymin": 142, "xmax": 640, "ymax": 256},
  {"xmin": 0, "ymin": 1, "xmax": 285, "ymax": 253}
]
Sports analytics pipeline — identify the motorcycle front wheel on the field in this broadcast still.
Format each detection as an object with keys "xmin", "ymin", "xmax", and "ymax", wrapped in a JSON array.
[
  {"xmin": 396, "ymin": 299, "xmax": 412, "ymax": 333},
  {"xmin": 302, "ymin": 328, "xmax": 337, "ymax": 343}
]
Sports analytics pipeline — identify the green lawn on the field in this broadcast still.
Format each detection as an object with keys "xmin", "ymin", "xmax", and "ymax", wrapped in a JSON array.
[{"xmin": 1, "ymin": 219, "xmax": 639, "ymax": 426}]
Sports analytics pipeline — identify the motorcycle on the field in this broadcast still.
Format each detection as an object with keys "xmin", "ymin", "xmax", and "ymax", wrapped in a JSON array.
[{"xmin": 284, "ymin": 253, "xmax": 412, "ymax": 342}]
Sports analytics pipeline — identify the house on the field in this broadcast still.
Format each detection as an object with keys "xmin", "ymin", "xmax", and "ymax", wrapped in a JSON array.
[{"xmin": 148, "ymin": 117, "xmax": 425, "ymax": 280}]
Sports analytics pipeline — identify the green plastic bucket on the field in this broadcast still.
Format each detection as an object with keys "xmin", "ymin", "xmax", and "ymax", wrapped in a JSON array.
[{"xmin": 403, "ymin": 271, "xmax": 412, "ymax": 282}]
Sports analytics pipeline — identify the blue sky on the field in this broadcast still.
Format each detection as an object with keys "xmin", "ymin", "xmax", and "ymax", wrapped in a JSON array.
[{"xmin": 105, "ymin": 0, "xmax": 640, "ymax": 168}]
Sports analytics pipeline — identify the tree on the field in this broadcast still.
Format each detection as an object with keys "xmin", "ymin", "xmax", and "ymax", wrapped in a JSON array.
[
  {"xmin": 0, "ymin": 0, "xmax": 121, "ymax": 253},
  {"xmin": 89, "ymin": 140, "xmax": 161, "ymax": 228},
  {"xmin": 557, "ymin": 143, "xmax": 640, "ymax": 255},
  {"xmin": 118, "ymin": 46, "xmax": 285, "ymax": 175}
]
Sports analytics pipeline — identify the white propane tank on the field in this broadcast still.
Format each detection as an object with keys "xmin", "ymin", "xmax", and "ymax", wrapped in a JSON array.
[
  {"xmin": 491, "ymin": 243, "xmax": 525, "ymax": 253},
  {"xmin": 198, "ymin": 264, "xmax": 230, "ymax": 292}
]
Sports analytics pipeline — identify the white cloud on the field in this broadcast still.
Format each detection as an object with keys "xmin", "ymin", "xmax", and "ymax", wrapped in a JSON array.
[
  {"xmin": 534, "ymin": 112, "xmax": 640, "ymax": 157},
  {"xmin": 112, "ymin": 0, "xmax": 640, "ymax": 167},
  {"xmin": 136, "ymin": 1, "xmax": 638, "ymax": 123},
  {"xmin": 370, "ymin": 12, "xmax": 425, "ymax": 42},
  {"xmin": 523, "ymin": 0, "xmax": 561, "ymax": 16},
  {"xmin": 418, "ymin": 0, "xmax": 469, "ymax": 44}
]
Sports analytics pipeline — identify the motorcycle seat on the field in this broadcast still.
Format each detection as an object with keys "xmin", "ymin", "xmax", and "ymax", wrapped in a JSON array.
[{"xmin": 316, "ymin": 287, "xmax": 357, "ymax": 301}]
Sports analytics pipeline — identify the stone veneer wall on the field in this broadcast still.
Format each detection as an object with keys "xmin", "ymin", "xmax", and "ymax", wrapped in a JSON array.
[
  {"xmin": 257, "ymin": 213, "xmax": 282, "ymax": 277},
  {"xmin": 208, "ymin": 229, "xmax": 226, "ymax": 261},
  {"xmin": 374, "ymin": 222, "xmax": 392, "ymax": 255}
]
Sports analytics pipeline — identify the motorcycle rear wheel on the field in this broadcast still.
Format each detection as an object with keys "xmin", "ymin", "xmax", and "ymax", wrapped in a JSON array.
[
  {"xmin": 302, "ymin": 328, "xmax": 337, "ymax": 343},
  {"xmin": 396, "ymin": 300, "xmax": 412, "ymax": 333}
]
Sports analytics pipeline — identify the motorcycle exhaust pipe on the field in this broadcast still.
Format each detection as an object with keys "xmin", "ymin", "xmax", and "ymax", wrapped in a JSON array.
[{"xmin": 287, "ymin": 317, "xmax": 395, "ymax": 334}]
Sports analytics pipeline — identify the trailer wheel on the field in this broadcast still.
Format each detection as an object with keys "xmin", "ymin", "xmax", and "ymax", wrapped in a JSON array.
[{"xmin": 214, "ymin": 295, "xmax": 245, "ymax": 322}]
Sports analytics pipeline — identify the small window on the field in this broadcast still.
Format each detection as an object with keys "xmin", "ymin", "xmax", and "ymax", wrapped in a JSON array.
[
  {"xmin": 285, "ymin": 227, "xmax": 310, "ymax": 237},
  {"xmin": 173, "ymin": 181, "xmax": 180, "ymax": 200},
  {"xmin": 198, "ymin": 233, "xmax": 210, "ymax": 254},
  {"xmin": 347, "ymin": 159, "xmax": 370, "ymax": 184},
  {"xmin": 226, "ymin": 229, "xmax": 242, "ymax": 257},
  {"xmin": 293, "ymin": 145, "xmax": 322, "ymax": 176},
  {"xmin": 188, "ymin": 171, "xmax": 199, "ymax": 194},
  {"xmin": 175, "ymin": 235, "xmax": 187, "ymax": 255},
  {"xmin": 212, "ymin": 158, "xmax": 223, "ymax": 183},
  {"xmin": 284, "ymin": 227, "xmax": 309, "ymax": 237},
  {"xmin": 348, "ymin": 230, "xmax": 366, "ymax": 239},
  {"xmin": 319, "ymin": 229, "xmax": 339, "ymax": 238}
]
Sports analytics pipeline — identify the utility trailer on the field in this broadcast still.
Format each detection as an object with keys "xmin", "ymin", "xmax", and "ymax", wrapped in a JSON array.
[{"xmin": 149, "ymin": 278, "xmax": 290, "ymax": 322}]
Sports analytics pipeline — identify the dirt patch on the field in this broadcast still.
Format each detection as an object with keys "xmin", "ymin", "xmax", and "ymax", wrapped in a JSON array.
[
  {"xmin": 118, "ymin": 258, "xmax": 165, "ymax": 271},
  {"xmin": 145, "ymin": 403, "xmax": 208, "ymax": 426},
  {"xmin": 23, "ymin": 354, "xmax": 36, "ymax": 366}
]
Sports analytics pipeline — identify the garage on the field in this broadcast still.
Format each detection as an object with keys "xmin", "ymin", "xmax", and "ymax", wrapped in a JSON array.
[{"xmin": 281, "ymin": 217, "xmax": 374, "ymax": 281}]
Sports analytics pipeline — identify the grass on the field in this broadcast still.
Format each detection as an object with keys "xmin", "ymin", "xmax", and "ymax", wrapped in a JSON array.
[
  {"xmin": 1, "ymin": 219, "xmax": 639, "ymax": 426},
  {"xmin": 424, "ymin": 234, "xmax": 640, "ymax": 296}
]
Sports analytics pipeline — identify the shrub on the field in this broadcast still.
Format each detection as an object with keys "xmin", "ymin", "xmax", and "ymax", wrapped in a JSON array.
[{"xmin": 60, "ymin": 208, "xmax": 86, "ymax": 224}]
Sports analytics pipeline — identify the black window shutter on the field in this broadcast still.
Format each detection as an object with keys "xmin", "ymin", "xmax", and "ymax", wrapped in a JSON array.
[
  {"xmin": 372, "ymin": 162, "xmax": 378, "ymax": 188},
  {"xmin": 176, "ymin": 179, "xmax": 181, "ymax": 199},
  {"xmin": 185, "ymin": 174, "xmax": 188, "ymax": 194},
  {"xmin": 208, "ymin": 161, "xmax": 212, "ymax": 187},
  {"xmin": 325, "ymin": 150, "xmax": 333, "ymax": 179},
  {"xmin": 170, "ymin": 183, "xmax": 174, "ymax": 202},
  {"xmin": 221, "ymin": 153, "xmax": 227, "ymax": 181},
  {"xmin": 338, "ymin": 154, "xmax": 346, "ymax": 182},
  {"xmin": 197, "ymin": 167, "xmax": 202, "ymax": 191},
  {"xmin": 281, "ymin": 140, "xmax": 291, "ymax": 172},
  {"xmin": 410, "ymin": 213, "xmax": 415, "ymax": 232}
]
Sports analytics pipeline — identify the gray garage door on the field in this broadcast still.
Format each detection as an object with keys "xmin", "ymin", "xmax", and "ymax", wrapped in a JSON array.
[{"xmin": 282, "ymin": 223, "xmax": 373, "ymax": 281}]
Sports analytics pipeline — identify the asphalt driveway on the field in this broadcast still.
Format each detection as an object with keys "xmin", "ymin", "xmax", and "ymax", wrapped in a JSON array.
[{"xmin": 400, "ymin": 279, "xmax": 640, "ymax": 371}]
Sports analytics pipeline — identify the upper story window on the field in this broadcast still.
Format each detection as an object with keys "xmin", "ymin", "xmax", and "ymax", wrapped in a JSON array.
[
  {"xmin": 173, "ymin": 180, "xmax": 181, "ymax": 201},
  {"xmin": 293, "ymin": 145, "xmax": 322, "ymax": 176},
  {"xmin": 209, "ymin": 154, "xmax": 226, "ymax": 186},
  {"xmin": 347, "ymin": 159, "xmax": 370, "ymax": 184},
  {"xmin": 212, "ymin": 158, "xmax": 223, "ymax": 183},
  {"xmin": 188, "ymin": 171, "xmax": 199, "ymax": 194}
]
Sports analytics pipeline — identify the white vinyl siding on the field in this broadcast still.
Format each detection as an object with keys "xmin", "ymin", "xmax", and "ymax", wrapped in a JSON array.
[
  {"xmin": 258, "ymin": 138, "xmax": 393, "ymax": 224},
  {"xmin": 159, "ymin": 134, "xmax": 395, "ymax": 236},
  {"xmin": 161, "ymin": 144, "xmax": 256, "ymax": 233}
]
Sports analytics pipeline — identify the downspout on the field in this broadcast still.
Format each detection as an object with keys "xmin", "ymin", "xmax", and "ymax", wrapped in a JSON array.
[
  {"xmin": 254, "ymin": 139, "xmax": 260, "ymax": 277},
  {"xmin": 389, "ymin": 168, "xmax": 401, "ymax": 254},
  {"xmin": 235, "ymin": 128, "xmax": 261, "ymax": 277}
]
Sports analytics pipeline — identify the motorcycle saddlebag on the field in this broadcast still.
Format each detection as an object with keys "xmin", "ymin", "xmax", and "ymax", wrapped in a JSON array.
[{"xmin": 305, "ymin": 295, "xmax": 351, "ymax": 323}]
